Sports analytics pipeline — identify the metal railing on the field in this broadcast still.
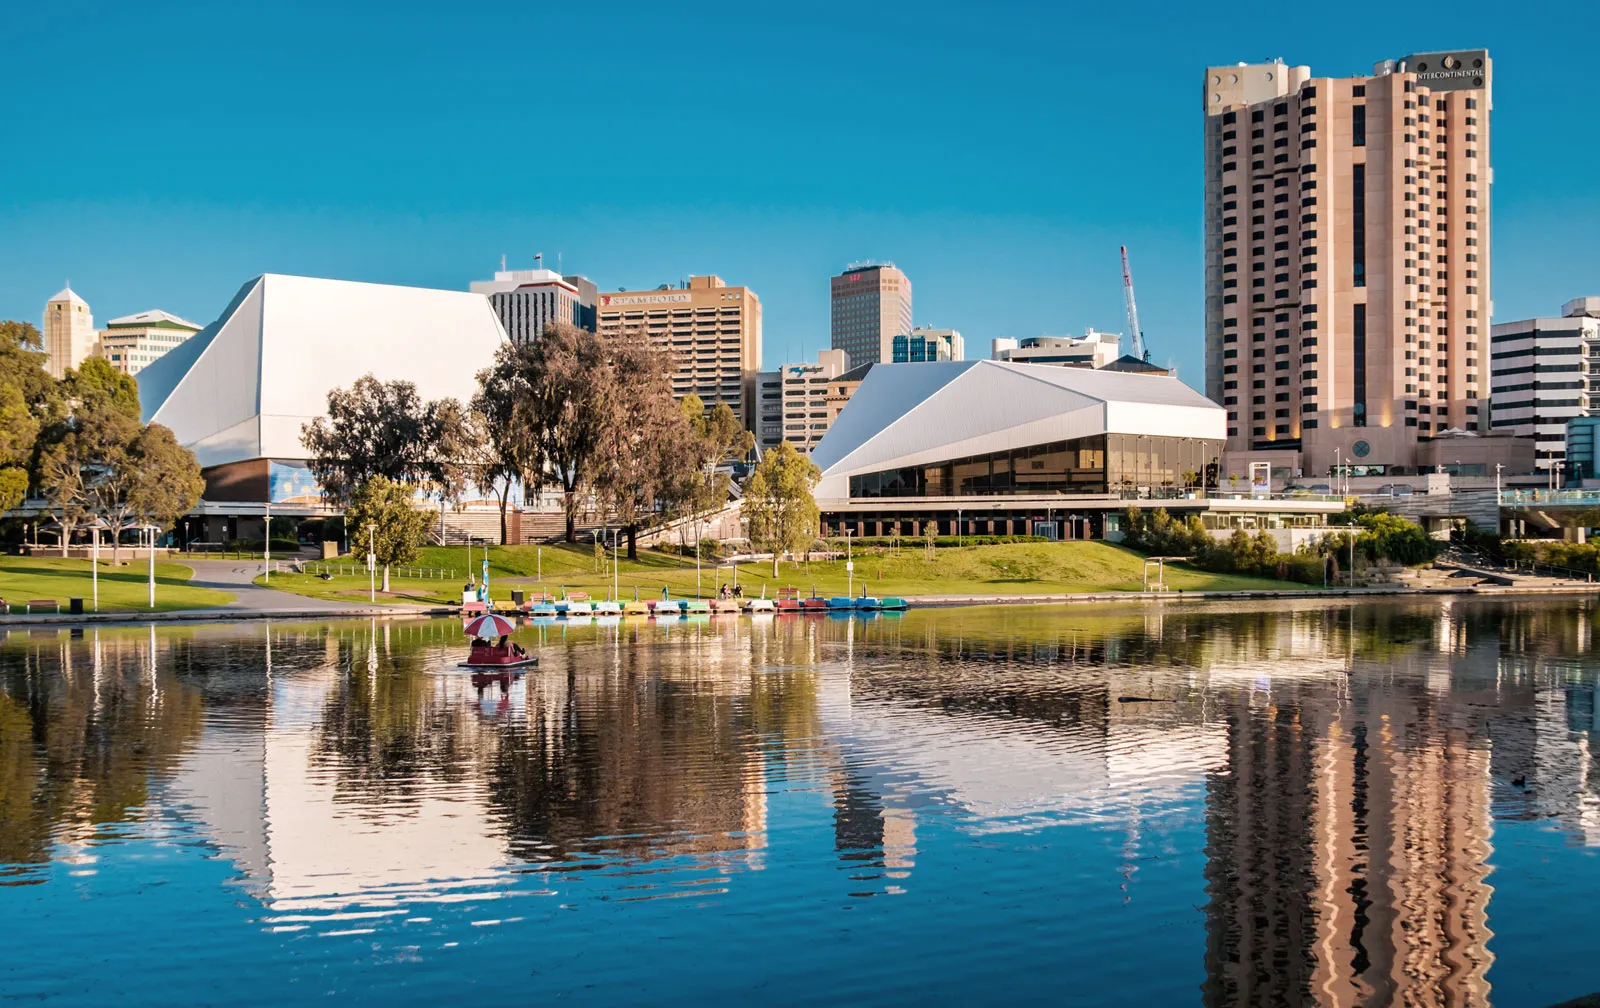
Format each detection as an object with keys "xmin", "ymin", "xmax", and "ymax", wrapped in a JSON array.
[
  {"xmin": 300, "ymin": 561, "xmax": 458, "ymax": 580},
  {"xmin": 1500, "ymin": 489, "xmax": 1600, "ymax": 506}
]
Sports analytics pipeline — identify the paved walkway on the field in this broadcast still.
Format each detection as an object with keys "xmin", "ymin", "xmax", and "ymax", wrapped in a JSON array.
[{"xmin": 180, "ymin": 559, "xmax": 379, "ymax": 611}]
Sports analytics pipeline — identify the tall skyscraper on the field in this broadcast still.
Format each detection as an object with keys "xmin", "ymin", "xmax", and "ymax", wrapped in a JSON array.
[
  {"xmin": 471, "ymin": 267, "xmax": 597, "ymax": 343},
  {"xmin": 831, "ymin": 263, "xmax": 911, "ymax": 367},
  {"xmin": 1204, "ymin": 50, "xmax": 1491, "ymax": 479},
  {"xmin": 596, "ymin": 275, "xmax": 762, "ymax": 428},
  {"xmin": 42, "ymin": 286, "xmax": 97, "ymax": 379}
]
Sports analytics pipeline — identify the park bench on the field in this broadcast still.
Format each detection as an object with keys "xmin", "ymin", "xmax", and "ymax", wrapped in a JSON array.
[{"xmin": 25, "ymin": 599, "xmax": 60, "ymax": 614}]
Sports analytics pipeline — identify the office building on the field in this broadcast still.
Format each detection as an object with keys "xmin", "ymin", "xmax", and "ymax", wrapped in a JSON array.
[
  {"xmin": 96, "ymin": 310, "xmax": 203, "ymax": 376},
  {"xmin": 831, "ymin": 263, "xmax": 912, "ymax": 367},
  {"xmin": 470, "ymin": 267, "xmax": 597, "ymax": 343},
  {"xmin": 1490, "ymin": 297, "xmax": 1600, "ymax": 472},
  {"xmin": 1203, "ymin": 49, "xmax": 1492, "ymax": 479},
  {"xmin": 596, "ymin": 275, "xmax": 762, "ymax": 428},
  {"xmin": 1566, "ymin": 416, "xmax": 1600, "ymax": 484},
  {"xmin": 992, "ymin": 331, "xmax": 1121, "ymax": 369},
  {"xmin": 42, "ymin": 286, "xmax": 97, "ymax": 379},
  {"xmin": 770, "ymin": 349, "xmax": 851, "ymax": 455},
  {"xmin": 886, "ymin": 326, "xmax": 962, "ymax": 363}
]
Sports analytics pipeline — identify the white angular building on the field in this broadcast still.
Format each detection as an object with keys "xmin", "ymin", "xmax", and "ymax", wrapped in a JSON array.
[
  {"xmin": 137, "ymin": 273, "xmax": 507, "ymax": 521},
  {"xmin": 810, "ymin": 360, "xmax": 1339, "ymax": 541}
]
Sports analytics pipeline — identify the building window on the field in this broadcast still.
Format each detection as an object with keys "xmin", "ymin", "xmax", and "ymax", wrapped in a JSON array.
[
  {"xmin": 1352, "ymin": 104, "xmax": 1366, "ymax": 147},
  {"xmin": 1353, "ymin": 303, "xmax": 1367, "ymax": 427}
]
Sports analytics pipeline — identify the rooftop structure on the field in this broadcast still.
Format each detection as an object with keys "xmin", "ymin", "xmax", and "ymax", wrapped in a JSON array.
[{"xmin": 991, "ymin": 331, "xmax": 1121, "ymax": 369}]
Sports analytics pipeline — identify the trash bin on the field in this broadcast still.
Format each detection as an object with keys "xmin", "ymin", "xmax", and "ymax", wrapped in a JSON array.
[
  {"xmin": 511, "ymin": 589, "xmax": 525, "ymax": 607},
  {"xmin": 69, "ymin": 598, "xmax": 85, "ymax": 615}
]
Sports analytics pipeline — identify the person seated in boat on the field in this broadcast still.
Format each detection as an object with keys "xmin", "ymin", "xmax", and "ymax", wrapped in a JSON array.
[
  {"xmin": 511, "ymin": 641, "xmax": 528, "ymax": 659},
  {"xmin": 733, "ymin": 584, "xmax": 744, "ymax": 599}
]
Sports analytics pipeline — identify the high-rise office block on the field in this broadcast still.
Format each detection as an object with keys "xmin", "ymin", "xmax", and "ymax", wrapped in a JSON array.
[
  {"xmin": 1204, "ymin": 50, "xmax": 1491, "ymax": 478},
  {"xmin": 596, "ymin": 275, "xmax": 762, "ymax": 428},
  {"xmin": 97, "ymin": 309, "xmax": 203, "ymax": 376},
  {"xmin": 1490, "ymin": 297, "xmax": 1600, "ymax": 471},
  {"xmin": 43, "ymin": 286, "xmax": 97, "ymax": 379},
  {"xmin": 831, "ymin": 263, "xmax": 911, "ymax": 367},
  {"xmin": 886, "ymin": 326, "xmax": 962, "ymax": 363},
  {"xmin": 471, "ymin": 267, "xmax": 597, "ymax": 343},
  {"xmin": 776, "ymin": 348, "xmax": 851, "ymax": 455}
]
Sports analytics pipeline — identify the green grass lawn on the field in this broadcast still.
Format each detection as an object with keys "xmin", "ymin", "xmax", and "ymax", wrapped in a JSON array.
[
  {"xmin": 0, "ymin": 557, "xmax": 236, "ymax": 613},
  {"xmin": 260, "ymin": 540, "xmax": 1305, "ymax": 605}
]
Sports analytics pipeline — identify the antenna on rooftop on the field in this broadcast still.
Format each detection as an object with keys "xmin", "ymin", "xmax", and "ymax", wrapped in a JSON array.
[
  {"xmin": 534, "ymin": 253, "xmax": 543, "ymax": 269},
  {"xmin": 499, "ymin": 254, "xmax": 506, "ymax": 272}
]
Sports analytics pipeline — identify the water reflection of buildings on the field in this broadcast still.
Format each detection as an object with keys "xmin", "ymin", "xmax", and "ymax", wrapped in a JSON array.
[{"xmin": 154, "ymin": 620, "xmax": 791, "ymax": 916}]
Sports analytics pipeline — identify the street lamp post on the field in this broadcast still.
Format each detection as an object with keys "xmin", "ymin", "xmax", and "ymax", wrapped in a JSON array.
[
  {"xmin": 87, "ymin": 517, "xmax": 108, "ymax": 612},
  {"xmin": 143, "ymin": 524, "xmax": 158, "ymax": 609},
  {"xmin": 845, "ymin": 529, "xmax": 854, "ymax": 598},
  {"xmin": 1496, "ymin": 463, "xmax": 1504, "ymax": 535},
  {"xmin": 366, "ymin": 523, "xmax": 376, "ymax": 603},
  {"xmin": 264, "ymin": 497, "xmax": 271, "ymax": 583}
]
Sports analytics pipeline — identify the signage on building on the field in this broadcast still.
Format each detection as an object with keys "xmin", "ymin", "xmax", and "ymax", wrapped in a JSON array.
[{"xmin": 599, "ymin": 293, "xmax": 692, "ymax": 306}]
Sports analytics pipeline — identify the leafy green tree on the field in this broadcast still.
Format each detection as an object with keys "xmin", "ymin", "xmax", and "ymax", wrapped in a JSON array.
[
  {"xmin": 128, "ymin": 423, "xmax": 204, "ymax": 533},
  {"xmin": 591, "ymin": 334, "xmax": 687, "ymax": 559},
  {"xmin": 744, "ymin": 442, "xmax": 821, "ymax": 576},
  {"xmin": 345, "ymin": 476, "xmax": 430, "ymax": 592},
  {"xmin": 301, "ymin": 375, "xmax": 443, "ymax": 503},
  {"xmin": 38, "ymin": 399, "xmax": 142, "ymax": 556},
  {"xmin": 0, "ymin": 321, "xmax": 61, "ymax": 509},
  {"xmin": 63, "ymin": 357, "xmax": 140, "ymax": 420}
]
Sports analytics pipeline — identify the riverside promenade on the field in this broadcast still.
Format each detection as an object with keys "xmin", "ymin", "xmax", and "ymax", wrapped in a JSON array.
[{"xmin": 5, "ymin": 571, "xmax": 1600, "ymax": 628}]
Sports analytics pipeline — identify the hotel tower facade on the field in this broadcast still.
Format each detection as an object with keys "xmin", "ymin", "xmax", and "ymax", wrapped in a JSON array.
[{"xmin": 1203, "ymin": 51, "xmax": 1491, "ymax": 479}]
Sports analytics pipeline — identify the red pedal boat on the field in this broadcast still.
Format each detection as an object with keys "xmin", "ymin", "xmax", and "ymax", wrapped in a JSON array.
[{"xmin": 459, "ymin": 613, "xmax": 539, "ymax": 669}]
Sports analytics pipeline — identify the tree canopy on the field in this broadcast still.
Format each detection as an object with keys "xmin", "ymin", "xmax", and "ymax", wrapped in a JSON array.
[
  {"xmin": 345, "ymin": 475, "xmax": 431, "ymax": 592},
  {"xmin": 301, "ymin": 374, "xmax": 448, "ymax": 503},
  {"xmin": 743, "ymin": 442, "xmax": 821, "ymax": 576}
]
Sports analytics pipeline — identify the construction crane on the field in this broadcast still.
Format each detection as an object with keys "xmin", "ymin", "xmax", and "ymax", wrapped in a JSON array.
[{"xmin": 1119, "ymin": 245, "xmax": 1148, "ymax": 362}]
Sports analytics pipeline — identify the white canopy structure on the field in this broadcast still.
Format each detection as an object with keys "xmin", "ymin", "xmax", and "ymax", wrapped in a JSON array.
[
  {"xmin": 138, "ymin": 274, "xmax": 508, "ymax": 469},
  {"xmin": 810, "ymin": 360, "xmax": 1226, "ymax": 502}
]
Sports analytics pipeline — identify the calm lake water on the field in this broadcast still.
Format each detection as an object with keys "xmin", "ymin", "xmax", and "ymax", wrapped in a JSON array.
[{"xmin": 4, "ymin": 601, "xmax": 1600, "ymax": 1006}]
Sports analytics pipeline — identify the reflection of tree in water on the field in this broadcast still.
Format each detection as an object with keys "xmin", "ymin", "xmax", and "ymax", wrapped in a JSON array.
[
  {"xmin": 0, "ymin": 631, "xmax": 204, "ymax": 883},
  {"xmin": 308, "ymin": 623, "xmax": 486, "ymax": 810},
  {"xmin": 482, "ymin": 622, "xmax": 824, "ymax": 865}
]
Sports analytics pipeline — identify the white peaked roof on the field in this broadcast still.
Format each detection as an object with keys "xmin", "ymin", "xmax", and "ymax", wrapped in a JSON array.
[
  {"xmin": 138, "ymin": 274, "xmax": 508, "ymax": 468},
  {"xmin": 105, "ymin": 308, "xmax": 203, "ymax": 330},
  {"xmin": 49, "ymin": 286, "xmax": 88, "ymax": 305},
  {"xmin": 810, "ymin": 360, "xmax": 1225, "ymax": 499}
]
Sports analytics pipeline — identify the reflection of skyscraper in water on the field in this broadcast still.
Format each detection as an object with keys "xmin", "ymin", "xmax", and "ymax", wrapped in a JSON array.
[{"xmin": 1202, "ymin": 679, "xmax": 1494, "ymax": 1007}]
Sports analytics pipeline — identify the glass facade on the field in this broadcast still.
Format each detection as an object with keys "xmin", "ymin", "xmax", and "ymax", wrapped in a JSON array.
[{"xmin": 847, "ymin": 434, "xmax": 1223, "ymax": 498}]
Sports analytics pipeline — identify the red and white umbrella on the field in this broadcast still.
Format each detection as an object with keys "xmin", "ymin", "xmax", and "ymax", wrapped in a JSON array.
[{"xmin": 464, "ymin": 613, "xmax": 517, "ymax": 638}]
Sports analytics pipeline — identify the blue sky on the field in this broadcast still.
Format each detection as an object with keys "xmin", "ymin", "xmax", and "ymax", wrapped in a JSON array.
[{"xmin": 3, "ymin": 0, "xmax": 1596, "ymax": 384}]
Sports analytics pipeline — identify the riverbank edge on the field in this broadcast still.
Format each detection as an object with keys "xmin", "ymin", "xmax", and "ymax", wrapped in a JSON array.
[{"xmin": 4, "ymin": 580, "xmax": 1599, "ymax": 628}]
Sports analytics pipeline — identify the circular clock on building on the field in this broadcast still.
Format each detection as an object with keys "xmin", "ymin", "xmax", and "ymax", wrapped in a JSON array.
[{"xmin": 1352, "ymin": 440, "xmax": 1371, "ymax": 458}]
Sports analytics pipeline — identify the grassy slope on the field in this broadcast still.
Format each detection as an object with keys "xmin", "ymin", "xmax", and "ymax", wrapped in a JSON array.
[
  {"xmin": 260, "ymin": 541, "xmax": 1301, "ymax": 605},
  {"xmin": 0, "ymin": 557, "xmax": 236, "ymax": 612}
]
